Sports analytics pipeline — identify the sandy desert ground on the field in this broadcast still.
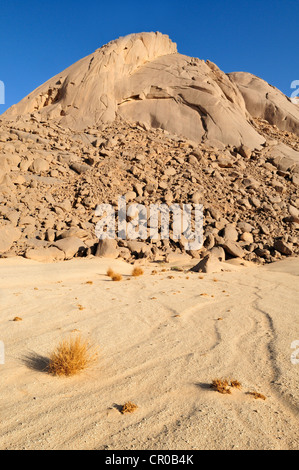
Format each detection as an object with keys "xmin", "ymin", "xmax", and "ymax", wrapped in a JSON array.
[{"xmin": 0, "ymin": 255, "xmax": 298, "ymax": 450}]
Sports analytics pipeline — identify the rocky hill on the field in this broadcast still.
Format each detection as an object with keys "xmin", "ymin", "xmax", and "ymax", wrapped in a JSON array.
[{"xmin": 0, "ymin": 32, "xmax": 298, "ymax": 266}]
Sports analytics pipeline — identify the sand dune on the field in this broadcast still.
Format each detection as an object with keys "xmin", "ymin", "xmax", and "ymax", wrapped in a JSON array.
[{"xmin": 0, "ymin": 256, "xmax": 298, "ymax": 450}]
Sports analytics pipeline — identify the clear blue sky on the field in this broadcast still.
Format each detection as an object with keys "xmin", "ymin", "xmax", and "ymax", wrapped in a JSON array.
[{"xmin": 0, "ymin": 0, "xmax": 298, "ymax": 112}]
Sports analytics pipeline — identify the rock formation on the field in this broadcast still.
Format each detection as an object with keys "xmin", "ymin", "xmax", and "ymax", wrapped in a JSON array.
[
  {"xmin": 0, "ymin": 32, "xmax": 267, "ymax": 148},
  {"xmin": 1, "ymin": 32, "xmax": 299, "ymax": 264}
]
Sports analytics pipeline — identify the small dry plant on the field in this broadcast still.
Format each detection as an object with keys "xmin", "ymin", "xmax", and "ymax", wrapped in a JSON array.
[
  {"xmin": 247, "ymin": 391, "xmax": 266, "ymax": 400},
  {"xmin": 211, "ymin": 378, "xmax": 242, "ymax": 394},
  {"xmin": 107, "ymin": 268, "xmax": 115, "ymax": 278},
  {"xmin": 230, "ymin": 380, "xmax": 242, "ymax": 389},
  {"xmin": 211, "ymin": 378, "xmax": 232, "ymax": 394},
  {"xmin": 121, "ymin": 402, "xmax": 138, "ymax": 414},
  {"xmin": 48, "ymin": 336, "xmax": 98, "ymax": 377},
  {"xmin": 132, "ymin": 267, "xmax": 144, "ymax": 277},
  {"xmin": 107, "ymin": 268, "xmax": 122, "ymax": 281}
]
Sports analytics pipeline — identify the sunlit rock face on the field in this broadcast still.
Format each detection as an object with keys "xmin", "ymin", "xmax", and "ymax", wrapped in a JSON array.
[{"xmin": 4, "ymin": 31, "xmax": 298, "ymax": 148}]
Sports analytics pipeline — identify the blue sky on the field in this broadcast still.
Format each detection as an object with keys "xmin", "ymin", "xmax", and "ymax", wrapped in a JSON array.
[{"xmin": 0, "ymin": 0, "xmax": 298, "ymax": 112}]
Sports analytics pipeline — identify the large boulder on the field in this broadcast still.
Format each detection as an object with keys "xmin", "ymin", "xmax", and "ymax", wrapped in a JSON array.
[
  {"xmin": 0, "ymin": 225, "xmax": 22, "ymax": 253},
  {"xmin": 264, "ymin": 143, "xmax": 299, "ymax": 174},
  {"xmin": 53, "ymin": 237, "xmax": 86, "ymax": 259},
  {"xmin": 25, "ymin": 247, "xmax": 65, "ymax": 262},
  {"xmin": 190, "ymin": 253, "xmax": 223, "ymax": 274},
  {"xmin": 228, "ymin": 72, "xmax": 299, "ymax": 136},
  {"xmin": 95, "ymin": 239, "xmax": 119, "ymax": 258}
]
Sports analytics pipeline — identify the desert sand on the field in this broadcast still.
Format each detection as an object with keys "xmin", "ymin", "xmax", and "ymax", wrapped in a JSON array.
[{"xmin": 0, "ymin": 255, "xmax": 298, "ymax": 450}]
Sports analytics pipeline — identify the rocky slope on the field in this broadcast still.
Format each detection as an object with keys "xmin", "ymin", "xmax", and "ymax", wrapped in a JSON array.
[{"xmin": 0, "ymin": 32, "xmax": 299, "ymax": 265}]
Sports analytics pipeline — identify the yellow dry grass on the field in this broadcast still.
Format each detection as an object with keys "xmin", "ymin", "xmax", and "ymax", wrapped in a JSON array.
[
  {"xmin": 121, "ymin": 402, "xmax": 138, "ymax": 414},
  {"xmin": 48, "ymin": 336, "xmax": 98, "ymax": 377},
  {"xmin": 230, "ymin": 380, "xmax": 242, "ymax": 389},
  {"xmin": 107, "ymin": 268, "xmax": 122, "ymax": 281},
  {"xmin": 211, "ymin": 378, "xmax": 232, "ymax": 394},
  {"xmin": 247, "ymin": 391, "xmax": 266, "ymax": 400},
  {"xmin": 132, "ymin": 267, "xmax": 144, "ymax": 277}
]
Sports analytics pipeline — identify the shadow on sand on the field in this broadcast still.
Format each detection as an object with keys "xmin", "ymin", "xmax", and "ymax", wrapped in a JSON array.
[{"xmin": 22, "ymin": 352, "xmax": 50, "ymax": 373}]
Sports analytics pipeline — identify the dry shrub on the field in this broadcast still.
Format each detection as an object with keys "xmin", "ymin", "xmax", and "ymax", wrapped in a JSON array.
[
  {"xmin": 211, "ymin": 378, "xmax": 243, "ymax": 394},
  {"xmin": 13, "ymin": 317, "xmax": 23, "ymax": 322},
  {"xmin": 211, "ymin": 378, "xmax": 231, "ymax": 394},
  {"xmin": 230, "ymin": 380, "xmax": 242, "ymax": 389},
  {"xmin": 121, "ymin": 402, "xmax": 138, "ymax": 414},
  {"xmin": 107, "ymin": 268, "xmax": 122, "ymax": 281},
  {"xmin": 247, "ymin": 391, "xmax": 266, "ymax": 400},
  {"xmin": 132, "ymin": 267, "xmax": 144, "ymax": 277},
  {"xmin": 107, "ymin": 268, "xmax": 115, "ymax": 278},
  {"xmin": 48, "ymin": 336, "xmax": 98, "ymax": 377}
]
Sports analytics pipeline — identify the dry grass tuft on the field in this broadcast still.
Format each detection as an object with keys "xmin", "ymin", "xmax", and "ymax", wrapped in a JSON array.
[
  {"xmin": 48, "ymin": 336, "xmax": 98, "ymax": 377},
  {"xmin": 107, "ymin": 268, "xmax": 122, "ymax": 281},
  {"xmin": 211, "ymin": 378, "xmax": 243, "ymax": 395},
  {"xmin": 211, "ymin": 378, "xmax": 232, "ymax": 394},
  {"xmin": 121, "ymin": 402, "xmax": 138, "ymax": 414},
  {"xmin": 230, "ymin": 380, "xmax": 242, "ymax": 389},
  {"xmin": 132, "ymin": 267, "xmax": 144, "ymax": 277},
  {"xmin": 13, "ymin": 317, "xmax": 23, "ymax": 322},
  {"xmin": 247, "ymin": 391, "xmax": 266, "ymax": 400},
  {"xmin": 107, "ymin": 268, "xmax": 115, "ymax": 278}
]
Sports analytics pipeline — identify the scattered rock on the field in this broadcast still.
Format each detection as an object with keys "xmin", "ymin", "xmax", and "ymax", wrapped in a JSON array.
[
  {"xmin": 0, "ymin": 225, "xmax": 22, "ymax": 253},
  {"xmin": 95, "ymin": 239, "xmax": 119, "ymax": 258}
]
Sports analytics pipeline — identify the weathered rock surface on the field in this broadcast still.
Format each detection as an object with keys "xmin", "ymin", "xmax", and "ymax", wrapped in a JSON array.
[
  {"xmin": 229, "ymin": 72, "xmax": 299, "ymax": 136},
  {"xmin": 0, "ymin": 225, "xmax": 21, "ymax": 253},
  {"xmin": 0, "ymin": 32, "xmax": 299, "ymax": 265},
  {"xmin": 54, "ymin": 237, "xmax": 86, "ymax": 259},
  {"xmin": 25, "ymin": 247, "xmax": 65, "ymax": 262},
  {"xmin": 95, "ymin": 239, "xmax": 119, "ymax": 258},
  {"xmin": 4, "ymin": 32, "xmax": 266, "ymax": 149},
  {"xmin": 190, "ymin": 253, "xmax": 223, "ymax": 273}
]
